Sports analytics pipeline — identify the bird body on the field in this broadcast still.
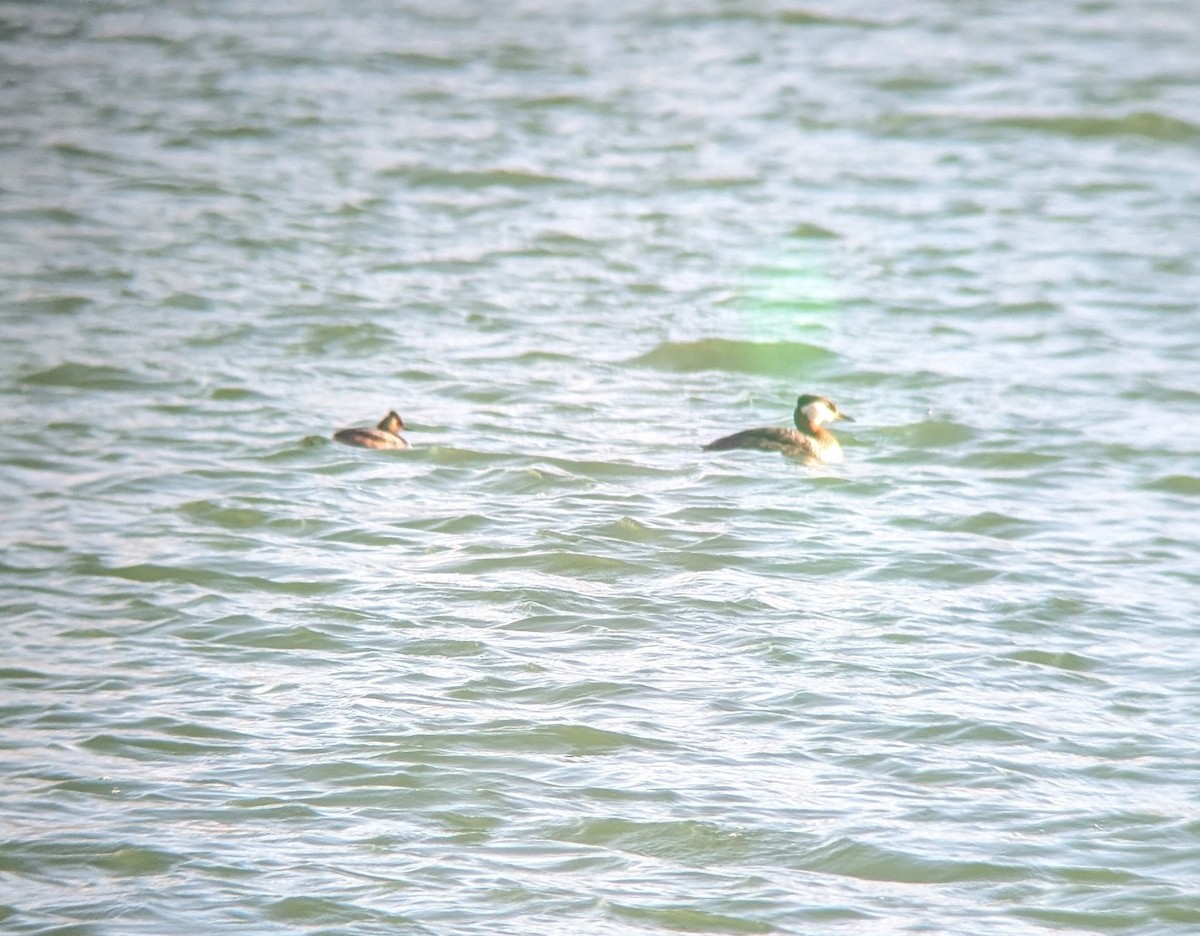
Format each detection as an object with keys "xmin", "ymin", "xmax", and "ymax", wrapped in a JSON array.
[
  {"xmin": 333, "ymin": 411, "xmax": 409, "ymax": 450},
  {"xmin": 703, "ymin": 394, "xmax": 852, "ymax": 464}
]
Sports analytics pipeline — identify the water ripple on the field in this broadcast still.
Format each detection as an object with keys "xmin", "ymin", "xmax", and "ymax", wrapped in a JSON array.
[{"xmin": 2, "ymin": 0, "xmax": 1199, "ymax": 933}]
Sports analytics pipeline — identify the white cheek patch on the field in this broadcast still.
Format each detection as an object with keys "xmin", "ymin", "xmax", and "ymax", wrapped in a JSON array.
[{"xmin": 800, "ymin": 401, "xmax": 834, "ymax": 425}]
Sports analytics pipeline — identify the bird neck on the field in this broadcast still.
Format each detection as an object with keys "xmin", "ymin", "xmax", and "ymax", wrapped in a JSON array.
[{"xmin": 793, "ymin": 411, "xmax": 826, "ymax": 438}]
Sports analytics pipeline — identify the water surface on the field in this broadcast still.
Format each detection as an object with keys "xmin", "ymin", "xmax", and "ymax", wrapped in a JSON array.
[{"xmin": 2, "ymin": 1, "xmax": 1200, "ymax": 933}]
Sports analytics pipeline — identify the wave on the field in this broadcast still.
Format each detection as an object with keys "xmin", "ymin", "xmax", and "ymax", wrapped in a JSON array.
[
  {"xmin": 19, "ymin": 361, "xmax": 165, "ymax": 392},
  {"xmin": 628, "ymin": 338, "xmax": 836, "ymax": 376},
  {"xmin": 380, "ymin": 164, "xmax": 570, "ymax": 189},
  {"xmin": 983, "ymin": 111, "xmax": 1200, "ymax": 143},
  {"xmin": 882, "ymin": 110, "xmax": 1200, "ymax": 143}
]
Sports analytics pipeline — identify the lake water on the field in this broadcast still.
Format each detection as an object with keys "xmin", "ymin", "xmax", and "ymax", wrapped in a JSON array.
[{"xmin": 2, "ymin": 1, "xmax": 1199, "ymax": 933}]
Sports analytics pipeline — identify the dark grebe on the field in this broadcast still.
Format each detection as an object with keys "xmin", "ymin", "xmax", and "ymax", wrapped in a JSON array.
[
  {"xmin": 703, "ymin": 394, "xmax": 853, "ymax": 464},
  {"xmin": 332, "ymin": 411, "xmax": 409, "ymax": 450}
]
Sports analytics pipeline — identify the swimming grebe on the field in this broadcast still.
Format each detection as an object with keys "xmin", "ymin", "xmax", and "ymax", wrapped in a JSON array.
[
  {"xmin": 332, "ymin": 411, "xmax": 409, "ymax": 450},
  {"xmin": 703, "ymin": 394, "xmax": 853, "ymax": 464}
]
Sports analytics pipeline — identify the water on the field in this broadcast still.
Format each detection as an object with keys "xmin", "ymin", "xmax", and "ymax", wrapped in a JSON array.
[{"xmin": 2, "ymin": 1, "xmax": 1199, "ymax": 933}]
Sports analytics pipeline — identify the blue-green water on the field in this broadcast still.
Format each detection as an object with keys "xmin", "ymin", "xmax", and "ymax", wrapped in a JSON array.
[{"xmin": 2, "ymin": 2, "xmax": 1199, "ymax": 933}]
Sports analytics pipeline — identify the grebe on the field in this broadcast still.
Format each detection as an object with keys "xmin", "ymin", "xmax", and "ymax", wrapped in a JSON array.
[
  {"xmin": 703, "ymin": 394, "xmax": 853, "ymax": 464},
  {"xmin": 332, "ymin": 411, "xmax": 409, "ymax": 450}
]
